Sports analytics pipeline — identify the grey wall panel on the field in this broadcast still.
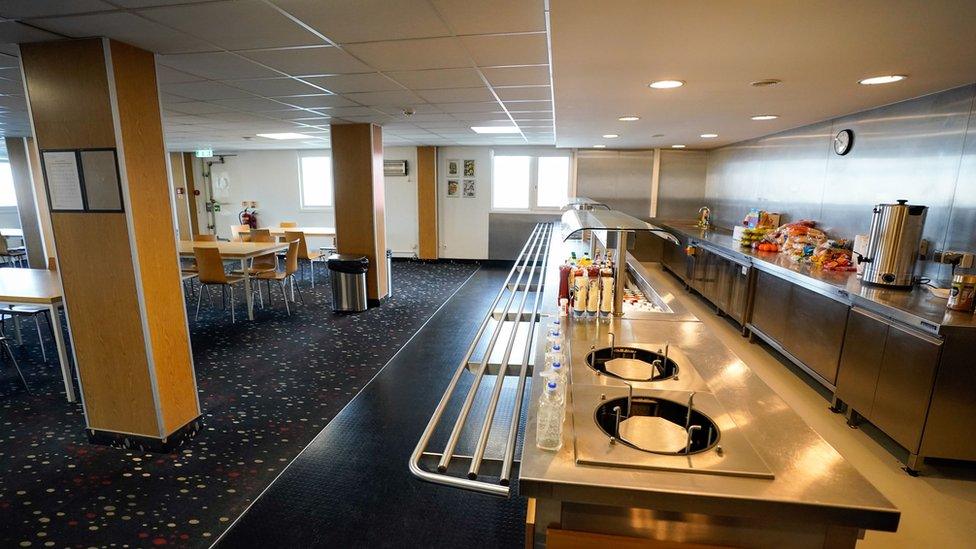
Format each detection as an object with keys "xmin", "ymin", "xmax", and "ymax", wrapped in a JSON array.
[
  {"xmin": 705, "ymin": 83, "xmax": 976, "ymax": 283},
  {"xmin": 488, "ymin": 212, "xmax": 561, "ymax": 260},
  {"xmin": 576, "ymin": 150, "xmax": 654, "ymax": 218},
  {"xmin": 657, "ymin": 150, "xmax": 707, "ymax": 220}
]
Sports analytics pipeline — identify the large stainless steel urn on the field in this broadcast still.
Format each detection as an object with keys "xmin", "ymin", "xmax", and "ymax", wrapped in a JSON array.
[{"xmin": 859, "ymin": 200, "xmax": 928, "ymax": 288}]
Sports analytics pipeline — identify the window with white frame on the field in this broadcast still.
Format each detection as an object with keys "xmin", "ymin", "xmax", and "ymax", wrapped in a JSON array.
[
  {"xmin": 0, "ymin": 162, "xmax": 16, "ymax": 207},
  {"xmin": 491, "ymin": 153, "xmax": 571, "ymax": 211},
  {"xmin": 299, "ymin": 154, "xmax": 333, "ymax": 209}
]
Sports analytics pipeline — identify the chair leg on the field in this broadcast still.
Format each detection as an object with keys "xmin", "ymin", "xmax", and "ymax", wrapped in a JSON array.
[
  {"xmin": 293, "ymin": 276, "xmax": 306, "ymax": 305},
  {"xmin": 2, "ymin": 339, "xmax": 31, "ymax": 395},
  {"xmin": 221, "ymin": 285, "xmax": 227, "ymax": 309},
  {"xmin": 34, "ymin": 316, "xmax": 47, "ymax": 363},
  {"xmin": 13, "ymin": 315, "xmax": 22, "ymax": 345},
  {"xmin": 195, "ymin": 284, "xmax": 205, "ymax": 320},
  {"xmin": 280, "ymin": 280, "xmax": 290, "ymax": 316},
  {"xmin": 310, "ymin": 261, "xmax": 315, "ymax": 288},
  {"xmin": 230, "ymin": 285, "xmax": 236, "ymax": 323}
]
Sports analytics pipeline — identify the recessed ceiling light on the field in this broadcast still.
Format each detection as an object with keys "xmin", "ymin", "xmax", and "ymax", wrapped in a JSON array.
[
  {"xmin": 700, "ymin": 133, "xmax": 718, "ymax": 138},
  {"xmin": 602, "ymin": 134, "xmax": 619, "ymax": 138},
  {"xmin": 593, "ymin": 144, "xmax": 606, "ymax": 148},
  {"xmin": 618, "ymin": 116, "xmax": 640, "ymax": 121},
  {"xmin": 750, "ymin": 79, "xmax": 782, "ymax": 87},
  {"xmin": 256, "ymin": 132, "xmax": 310, "ymax": 140},
  {"xmin": 671, "ymin": 144, "xmax": 686, "ymax": 149},
  {"xmin": 858, "ymin": 74, "xmax": 907, "ymax": 85},
  {"xmin": 750, "ymin": 115, "xmax": 779, "ymax": 121},
  {"xmin": 471, "ymin": 126, "xmax": 519, "ymax": 134},
  {"xmin": 648, "ymin": 80, "xmax": 684, "ymax": 89}
]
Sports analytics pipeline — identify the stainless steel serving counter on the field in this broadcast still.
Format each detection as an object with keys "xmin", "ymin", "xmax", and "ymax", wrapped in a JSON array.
[
  {"xmin": 657, "ymin": 221, "xmax": 976, "ymax": 334},
  {"xmin": 519, "ymin": 230, "xmax": 899, "ymax": 547}
]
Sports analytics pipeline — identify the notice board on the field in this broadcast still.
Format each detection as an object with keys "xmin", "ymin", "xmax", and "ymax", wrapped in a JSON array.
[{"xmin": 41, "ymin": 148, "xmax": 123, "ymax": 213}]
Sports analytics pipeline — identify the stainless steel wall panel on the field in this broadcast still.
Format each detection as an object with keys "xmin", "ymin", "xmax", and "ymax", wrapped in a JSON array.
[
  {"xmin": 576, "ymin": 150, "xmax": 655, "ymax": 219},
  {"xmin": 705, "ymin": 84, "xmax": 976, "ymax": 283},
  {"xmin": 657, "ymin": 150, "xmax": 708, "ymax": 220}
]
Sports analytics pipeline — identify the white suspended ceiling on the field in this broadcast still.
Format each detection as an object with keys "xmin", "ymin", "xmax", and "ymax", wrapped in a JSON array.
[{"xmin": 0, "ymin": 1, "xmax": 974, "ymax": 152}]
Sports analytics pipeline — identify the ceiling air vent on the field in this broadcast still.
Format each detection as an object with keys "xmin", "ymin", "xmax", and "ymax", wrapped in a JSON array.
[{"xmin": 384, "ymin": 159, "xmax": 408, "ymax": 177}]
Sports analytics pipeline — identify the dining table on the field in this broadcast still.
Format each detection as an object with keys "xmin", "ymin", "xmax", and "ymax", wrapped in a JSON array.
[
  {"xmin": 241, "ymin": 226, "xmax": 337, "ymax": 238},
  {"xmin": 178, "ymin": 240, "xmax": 288, "ymax": 321},
  {"xmin": 0, "ymin": 268, "xmax": 75, "ymax": 402}
]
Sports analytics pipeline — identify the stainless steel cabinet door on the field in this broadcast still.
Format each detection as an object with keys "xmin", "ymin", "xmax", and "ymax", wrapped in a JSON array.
[
  {"xmin": 750, "ymin": 270, "xmax": 792, "ymax": 344},
  {"xmin": 836, "ymin": 308, "xmax": 889, "ymax": 416},
  {"xmin": 728, "ymin": 264, "xmax": 752, "ymax": 325},
  {"xmin": 871, "ymin": 324, "xmax": 943, "ymax": 453},
  {"xmin": 785, "ymin": 284, "xmax": 849, "ymax": 385}
]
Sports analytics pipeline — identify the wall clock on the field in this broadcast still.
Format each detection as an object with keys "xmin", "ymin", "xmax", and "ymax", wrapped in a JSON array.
[{"xmin": 833, "ymin": 129, "xmax": 854, "ymax": 155}]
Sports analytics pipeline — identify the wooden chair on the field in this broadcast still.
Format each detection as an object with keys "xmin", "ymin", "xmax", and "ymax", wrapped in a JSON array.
[
  {"xmin": 284, "ymin": 230, "xmax": 325, "ymax": 287},
  {"xmin": 0, "ymin": 236, "xmax": 27, "ymax": 268},
  {"xmin": 193, "ymin": 246, "xmax": 247, "ymax": 323},
  {"xmin": 279, "ymin": 222, "xmax": 298, "ymax": 228},
  {"xmin": 232, "ymin": 228, "xmax": 277, "ymax": 278},
  {"xmin": 193, "ymin": 234, "xmax": 217, "ymax": 242},
  {"xmin": 230, "ymin": 224, "xmax": 251, "ymax": 242},
  {"xmin": 257, "ymin": 240, "xmax": 304, "ymax": 315},
  {"xmin": 182, "ymin": 234, "xmax": 215, "ymax": 275}
]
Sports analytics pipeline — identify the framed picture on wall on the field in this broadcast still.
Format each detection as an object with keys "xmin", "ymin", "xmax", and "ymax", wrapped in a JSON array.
[
  {"xmin": 463, "ymin": 179, "xmax": 476, "ymax": 198},
  {"xmin": 447, "ymin": 179, "xmax": 460, "ymax": 197},
  {"xmin": 447, "ymin": 159, "xmax": 460, "ymax": 176},
  {"xmin": 463, "ymin": 159, "xmax": 476, "ymax": 177}
]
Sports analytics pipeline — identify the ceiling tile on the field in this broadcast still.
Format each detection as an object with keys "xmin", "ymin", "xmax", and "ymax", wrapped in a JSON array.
[
  {"xmin": 430, "ymin": 0, "xmax": 545, "ymax": 35},
  {"xmin": 226, "ymin": 77, "xmax": 326, "ymax": 96},
  {"xmin": 161, "ymin": 81, "xmax": 256, "ymax": 101},
  {"xmin": 160, "ymin": 101, "xmax": 232, "ymax": 115},
  {"xmin": 375, "ymin": 103, "xmax": 443, "ymax": 115},
  {"xmin": 302, "ymin": 73, "xmax": 403, "ymax": 93},
  {"xmin": 211, "ymin": 97, "xmax": 296, "ymax": 112},
  {"xmin": 494, "ymin": 85, "xmax": 551, "ymax": 101},
  {"xmin": 270, "ymin": 0, "xmax": 450, "ymax": 43},
  {"xmin": 277, "ymin": 94, "xmax": 356, "ymax": 109},
  {"xmin": 156, "ymin": 65, "xmax": 205, "ymax": 84},
  {"xmin": 110, "ymin": 0, "xmax": 209, "ymax": 7},
  {"xmin": 436, "ymin": 101, "xmax": 502, "ymax": 113},
  {"xmin": 504, "ymin": 100, "xmax": 552, "ymax": 112},
  {"xmin": 240, "ymin": 46, "xmax": 372, "ymax": 75},
  {"xmin": 0, "ymin": 21, "xmax": 63, "ymax": 43},
  {"xmin": 338, "ymin": 115, "xmax": 396, "ymax": 124},
  {"xmin": 325, "ymin": 106, "xmax": 383, "ymax": 117},
  {"xmin": 345, "ymin": 37, "xmax": 469, "ymax": 71},
  {"xmin": 462, "ymin": 32, "xmax": 548, "ymax": 67},
  {"xmin": 416, "ymin": 87, "xmax": 495, "ymax": 103},
  {"xmin": 30, "ymin": 12, "xmax": 216, "ymax": 54},
  {"xmin": 482, "ymin": 64, "xmax": 549, "ymax": 86},
  {"xmin": 159, "ymin": 52, "xmax": 279, "ymax": 79},
  {"xmin": 141, "ymin": 0, "xmax": 322, "ymax": 50},
  {"xmin": 342, "ymin": 89, "xmax": 423, "ymax": 106},
  {"xmin": 387, "ymin": 68, "xmax": 485, "ymax": 89},
  {"xmin": 0, "ymin": 77, "xmax": 24, "ymax": 95},
  {"xmin": 0, "ymin": 0, "xmax": 113, "ymax": 18}
]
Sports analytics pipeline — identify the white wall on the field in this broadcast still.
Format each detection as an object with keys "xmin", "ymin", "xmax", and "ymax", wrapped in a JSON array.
[
  {"xmin": 192, "ymin": 147, "xmax": 421, "ymax": 254},
  {"xmin": 383, "ymin": 146, "xmax": 418, "ymax": 256},
  {"xmin": 437, "ymin": 146, "xmax": 493, "ymax": 259},
  {"xmin": 195, "ymin": 149, "xmax": 336, "ymax": 250}
]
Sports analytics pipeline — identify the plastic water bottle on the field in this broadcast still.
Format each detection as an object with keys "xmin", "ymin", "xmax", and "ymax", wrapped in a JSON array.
[
  {"xmin": 545, "ymin": 343, "xmax": 565, "ymax": 368},
  {"xmin": 536, "ymin": 381, "xmax": 564, "ymax": 451},
  {"xmin": 545, "ymin": 328, "xmax": 563, "ymax": 352},
  {"xmin": 543, "ymin": 362, "xmax": 568, "ymax": 402}
]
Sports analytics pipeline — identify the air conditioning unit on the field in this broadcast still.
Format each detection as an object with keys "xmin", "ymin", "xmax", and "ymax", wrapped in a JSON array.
[{"xmin": 384, "ymin": 159, "xmax": 408, "ymax": 177}]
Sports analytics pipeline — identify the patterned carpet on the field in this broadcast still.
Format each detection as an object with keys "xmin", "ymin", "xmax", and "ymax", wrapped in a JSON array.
[{"xmin": 0, "ymin": 260, "xmax": 479, "ymax": 548}]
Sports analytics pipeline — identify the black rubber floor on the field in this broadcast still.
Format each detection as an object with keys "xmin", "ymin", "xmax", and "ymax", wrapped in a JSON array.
[{"xmin": 216, "ymin": 265, "xmax": 527, "ymax": 549}]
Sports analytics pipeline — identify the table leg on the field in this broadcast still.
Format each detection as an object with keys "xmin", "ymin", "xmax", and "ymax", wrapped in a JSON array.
[
  {"xmin": 242, "ymin": 258, "xmax": 254, "ymax": 320},
  {"xmin": 13, "ymin": 314, "xmax": 22, "ymax": 344},
  {"xmin": 47, "ymin": 304, "xmax": 76, "ymax": 403}
]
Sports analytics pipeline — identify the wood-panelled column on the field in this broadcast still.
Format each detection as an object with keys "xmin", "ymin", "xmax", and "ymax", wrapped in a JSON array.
[
  {"xmin": 20, "ymin": 38, "xmax": 200, "ymax": 446},
  {"xmin": 417, "ymin": 146, "xmax": 438, "ymax": 260},
  {"xmin": 4, "ymin": 136, "xmax": 46, "ymax": 267},
  {"xmin": 331, "ymin": 122, "xmax": 389, "ymax": 304}
]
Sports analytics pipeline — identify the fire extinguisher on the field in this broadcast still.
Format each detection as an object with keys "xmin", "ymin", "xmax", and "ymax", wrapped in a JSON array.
[{"xmin": 239, "ymin": 206, "xmax": 257, "ymax": 229}]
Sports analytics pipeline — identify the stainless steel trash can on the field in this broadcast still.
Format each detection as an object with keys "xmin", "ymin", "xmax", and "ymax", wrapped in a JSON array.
[{"xmin": 327, "ymin": 254, "xmax": 369, "ymax": 312}]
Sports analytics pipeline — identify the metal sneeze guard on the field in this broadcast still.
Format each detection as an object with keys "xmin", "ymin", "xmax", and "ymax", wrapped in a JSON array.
[{"xmin": 410, "ymin": 223, "xmax": 553, "ymax": 496}]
